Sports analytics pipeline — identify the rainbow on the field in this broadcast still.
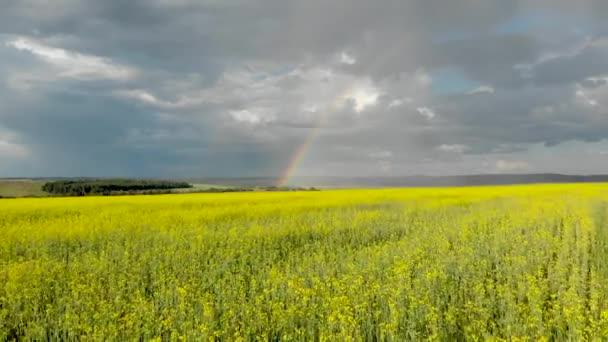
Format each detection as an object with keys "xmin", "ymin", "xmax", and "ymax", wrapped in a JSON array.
[
  {"xmin": 275, "ymin": 46, "xmax": 400, "ymax": 187},
  {"xmin": 275, "ymin": 76, "xmax": 381, "ymax": 187},
  {"xmin": 276, "ymin": 124, "xmax": 323, "ymax": 187},
  {"xmin": 276, "ymin": 86, "xmax": 342, "ymax": 188}
]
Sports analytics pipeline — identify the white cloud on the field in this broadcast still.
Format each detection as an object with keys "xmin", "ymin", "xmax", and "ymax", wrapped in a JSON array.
[
  {"xmin": 116, "ymin": 89, "xmax": 164, "ymax": 106},
  {"xmin": 585, "ymin": 76, "xmax": 608, "ymax": 84},
  {"xmin": 575, "ymin": 88, "xmax": 598, "ymax": 107},
  {"xmin": 468, "ymin": 85, "xmax": 495, "ymax": 95},
  {"xmin": 515, "ymin": 36, "xmax": 594, "ymax": 76},
  {"xmin": 229, "ymin": 109, "xmax": 273, "ymax": 125},
  {"xmin": 339, "ymin": 51, "xmax": 356, "ymax": 65},
  {"xmin": 7, "ymin": 37, "xmax": 137, "ymax": 81},
  {"xmin": 387, "ymin": 97, "xmax": 413, "ymax": 109},
  {"xmin": 416, "ymin": 107, "xmax": 436, "ymax": 119},
  {"xmin": 388, "ymin": 99, "xmax": 404, "ymax": 109},
  {"xmin": 415, "ymin": 71, "xmax": 432, "ymax": 87},
  {"xmin": 538, "ymin": 36, "xmax": 594, "ymax": 65},
  {"xmin": 437, "ymin": 144, "xmax": 468, "ymax": 153},
  {"xmin": 210, "ymin": 64, "xmax": 384, "ymax": 117},
  {"xmin": 301, "ymin": 104, "xmax": 318, "ymax": 113},
  {"xmin": 114, "ymin": 89, "xmax": 202, "ymax": 109},
  {"xmin": 495, "ymin": 160, "xmax": 529, "ymax": 172}
]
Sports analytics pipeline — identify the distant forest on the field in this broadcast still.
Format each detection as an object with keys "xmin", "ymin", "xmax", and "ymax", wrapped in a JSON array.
[{"xmin": 42, "ymin": 179, "xmax": 192, "ymax": 196}]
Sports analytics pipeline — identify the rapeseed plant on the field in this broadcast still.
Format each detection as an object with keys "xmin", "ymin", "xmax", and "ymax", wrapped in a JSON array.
[{"xmin": 1, "ymin": 185, "xmax": 608, "ymax": 339}]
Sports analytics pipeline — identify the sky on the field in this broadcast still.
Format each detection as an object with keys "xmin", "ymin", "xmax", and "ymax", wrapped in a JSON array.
[{"xmin": 2, "ymin": 1, "xmax": 608, "ymax": 178}]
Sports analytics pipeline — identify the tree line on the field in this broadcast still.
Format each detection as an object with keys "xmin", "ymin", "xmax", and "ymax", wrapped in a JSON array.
[{"xmin": 42, "ymin": 179, "xmax": 192, "ymax": 196}]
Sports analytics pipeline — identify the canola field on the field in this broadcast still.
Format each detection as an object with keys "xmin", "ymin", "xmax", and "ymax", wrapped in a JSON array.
[{"xmin": 2, "ymin": 184, "xmax": 608, "ymax": 340}]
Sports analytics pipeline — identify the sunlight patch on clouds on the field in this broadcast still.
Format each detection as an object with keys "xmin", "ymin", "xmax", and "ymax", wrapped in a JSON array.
[
  {"xmin": 343, "ymin": 81, "xmax": 380, "ymax": 113},
  {"xmin": 210, "ymin": 65, "xmax": 384, "ymax": 122},
  {"xmin": 7, "ymin": 37, "xmax": 137, "ymax": 81}
]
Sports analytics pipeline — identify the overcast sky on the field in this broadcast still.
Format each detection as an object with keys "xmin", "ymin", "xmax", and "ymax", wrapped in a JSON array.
[{"xmin": 2, "ymin": 1, "xmax": 608, "ymax": 177}]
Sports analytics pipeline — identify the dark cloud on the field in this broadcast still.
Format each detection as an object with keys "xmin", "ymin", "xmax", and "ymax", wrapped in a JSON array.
[
  {"xmin": 2, "ymin": 0, "xmax": 608, "ymax": 177},
  {"xmin": 432, "ymin": 34, "xmax": 541, "ymax": 86},
  {"xmin": 532, "ymin": 41, "xmax": 608, "ymax": 85},
  {"xmin": 580, "ymin": 78, "xmax": 608, "ymax": 88}
]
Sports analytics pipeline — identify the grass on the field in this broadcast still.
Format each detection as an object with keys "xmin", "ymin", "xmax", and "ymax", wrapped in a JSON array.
[
  {"xmin": 191, "ymin": 183, "xmax": 233, "ymax": 190},
  {"xmin": 171, "ymin": 183, "xmax": 235, "ymax": 192},
  {"xmin": 2, "ymin": 184, "xmax": 608, "ymax": 340},
  {"xmin": 0, "ymin": 179, "xmax": 48, "ymax": 197}
]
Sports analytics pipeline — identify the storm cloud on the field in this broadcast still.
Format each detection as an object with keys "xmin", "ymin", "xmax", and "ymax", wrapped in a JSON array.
[{"xmin": 2, "ymin": 0, "xmax": 608, "ymax": 177}]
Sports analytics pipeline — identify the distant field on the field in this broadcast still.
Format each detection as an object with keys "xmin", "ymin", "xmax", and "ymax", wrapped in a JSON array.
[
  {"xmin": 172, "ymin": 183, "xmax": 234, "ymax": 192},
  {"xmin": 0, "ymin": 179, "xmax": 48, "ymax": 197},
  {"xmin": 0, "ymin": 180, "xmax": 246, "ymax": 198},
  {"xmin": 3, "ymin": 184, "xmax": 608, "ymax": 340}
]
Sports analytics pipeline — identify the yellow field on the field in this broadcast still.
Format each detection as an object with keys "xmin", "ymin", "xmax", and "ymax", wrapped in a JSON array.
[{"xmin": 2, "ymin": 184, "xmax": 608, "ymax": 340}]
